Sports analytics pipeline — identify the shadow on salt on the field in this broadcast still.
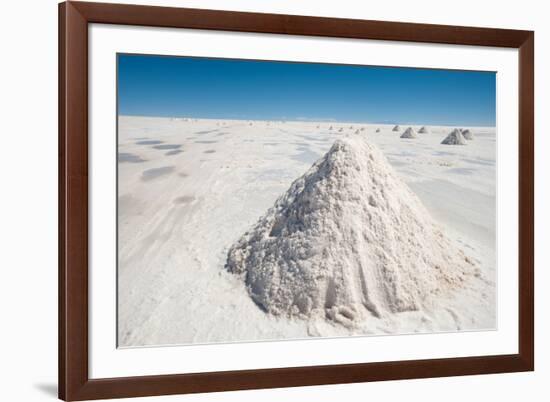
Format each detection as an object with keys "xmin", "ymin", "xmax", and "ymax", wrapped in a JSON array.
[
  {"xmin": 118, "ymin": 152, "xmax": 146, "ymax": 163},
  {"xmin": 173, "ymin": 195, "xmax": 196, "ymax": 204},
  {"xmin": 433, "ymin": 151, "xmax": 456, "ymax": 157},
  {"xmin": 153, "ymin": 144, "xmax": 182, "ymax": 150},
  {"xmin": 447, "ymin": 167, "xmax": 476, "ymax": 175},
  {"xmin": 195, "ymin": 129, "xmax": 219, "ymax": 135},
  {"xmin": 141, "ymin": 166, "xmax": 175, "ymax": 181}
]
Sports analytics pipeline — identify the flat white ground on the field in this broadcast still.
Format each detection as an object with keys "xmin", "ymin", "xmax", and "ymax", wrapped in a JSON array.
[{"xmin": 117, "ymin": 116, "xmax": 496, "ymax": 347}]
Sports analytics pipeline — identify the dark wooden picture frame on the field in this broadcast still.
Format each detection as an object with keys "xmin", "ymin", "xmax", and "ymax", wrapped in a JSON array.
[{"xmin": 59, "ymin": 1, "xmax": 534, "ymax": 400}]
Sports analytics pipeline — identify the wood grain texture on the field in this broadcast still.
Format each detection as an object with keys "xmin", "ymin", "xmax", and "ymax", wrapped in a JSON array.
[
  {"xmin": 58, "ymin": 1, "xmax": 534, "ymax": 400},
  {"xmin": 72, "ymin": 1, "xmax": 531, "ymax": 48},
  {"xmin": 59, "ymin": 2, "xmax": 89, "ymax": 400},
  {"xmin": 518, "ymin": 32, "xmax": 535, "ymax": 370}
]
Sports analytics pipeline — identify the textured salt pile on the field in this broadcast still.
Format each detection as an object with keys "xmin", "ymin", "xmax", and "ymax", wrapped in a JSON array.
[
  {"xmin": 462, "ymin": 129, "xmax": 474, "ymax": 140},
  {"xmin": 226, "ymin": 135, "xmax": 477, "ymax": 327},
  {"xmin": 400, "ymin": 127, "xmax": 417, "ymax": 139},
  {"xmin": 442, "ymin": 129, "xmax": 467, "ymax": 145},
  {"xmin": 418, "ymin": 126, "xmax": 429, "ymax": 134},
  {"xmin": 392, "ymin": 125, "xmax": 400, "ymax": 132}
]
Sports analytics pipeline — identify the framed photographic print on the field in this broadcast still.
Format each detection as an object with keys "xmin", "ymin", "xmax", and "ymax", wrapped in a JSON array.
[{"xmin": 59, "ymin": 1, "xmax": 534, "ymax": 400}]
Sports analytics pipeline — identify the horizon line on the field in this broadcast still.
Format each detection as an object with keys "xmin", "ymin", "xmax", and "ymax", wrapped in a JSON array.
[{"xmin": 118, "ymin": 114, "xmax": 497, "ymax": 128}]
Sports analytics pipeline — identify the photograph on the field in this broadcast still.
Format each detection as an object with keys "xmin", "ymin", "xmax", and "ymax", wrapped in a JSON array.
[
  {"xmin": 2, "ymin": 0, "xmax": 542, "ymax": 400},
  {"xmin": 116, "ymin": 54, "xmax": 497, "ymax": 348}
]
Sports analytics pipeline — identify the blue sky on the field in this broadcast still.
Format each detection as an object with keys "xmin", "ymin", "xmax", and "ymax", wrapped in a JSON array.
[{"xmin": 118, "ymin": 54, "xmax": 496, "ymax": 126}]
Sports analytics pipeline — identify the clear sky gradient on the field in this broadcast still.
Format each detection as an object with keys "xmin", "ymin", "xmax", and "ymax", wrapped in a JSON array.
[{"xmin": 118, "ymin": 54, "xmax": 496, "ymax": 126}]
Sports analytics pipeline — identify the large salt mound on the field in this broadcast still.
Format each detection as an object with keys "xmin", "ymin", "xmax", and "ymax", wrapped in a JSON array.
[
  {"xmin": 442, "ymin": 129, "xmax": 467, "ymax": 145},
  {"xmin": 400, "ymin": 127, "xmax": 417, "ymax": 139},
  {"xmin": 226, "ymin": 135, "xmax": 476, "ymax": 326}
]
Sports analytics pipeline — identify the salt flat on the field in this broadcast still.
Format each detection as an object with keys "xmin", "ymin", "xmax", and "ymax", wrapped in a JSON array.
[{"xmin": 117, "ymin": 116, "xmax": 496, "ymax": 347}]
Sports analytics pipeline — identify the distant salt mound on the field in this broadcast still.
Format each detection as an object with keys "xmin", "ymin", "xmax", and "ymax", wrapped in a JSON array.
[
  {"xmin": 392, "ymin": 125, "xmax": 400, "ymax": 132},
  {"xmin": 462, "ymin": 129, "xmax": 474, "ymax": 140},
  {"xmin": 418, "ymin": 126, "xmax": 429, "ymax": 134},
  {"xmin": 400, "ymin": 127, "xmax": 417, "ymax": 139},
  {"xmin": 442, "ymin": 129, "xmax": 467, "ymax": 145},
  {"xmin": 375, "ymin": 128, "xmax": 381, "ymax": 133},
  {"xmin": 226, "ymin": 135, "xmax": 476, "ymax": 325}
]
